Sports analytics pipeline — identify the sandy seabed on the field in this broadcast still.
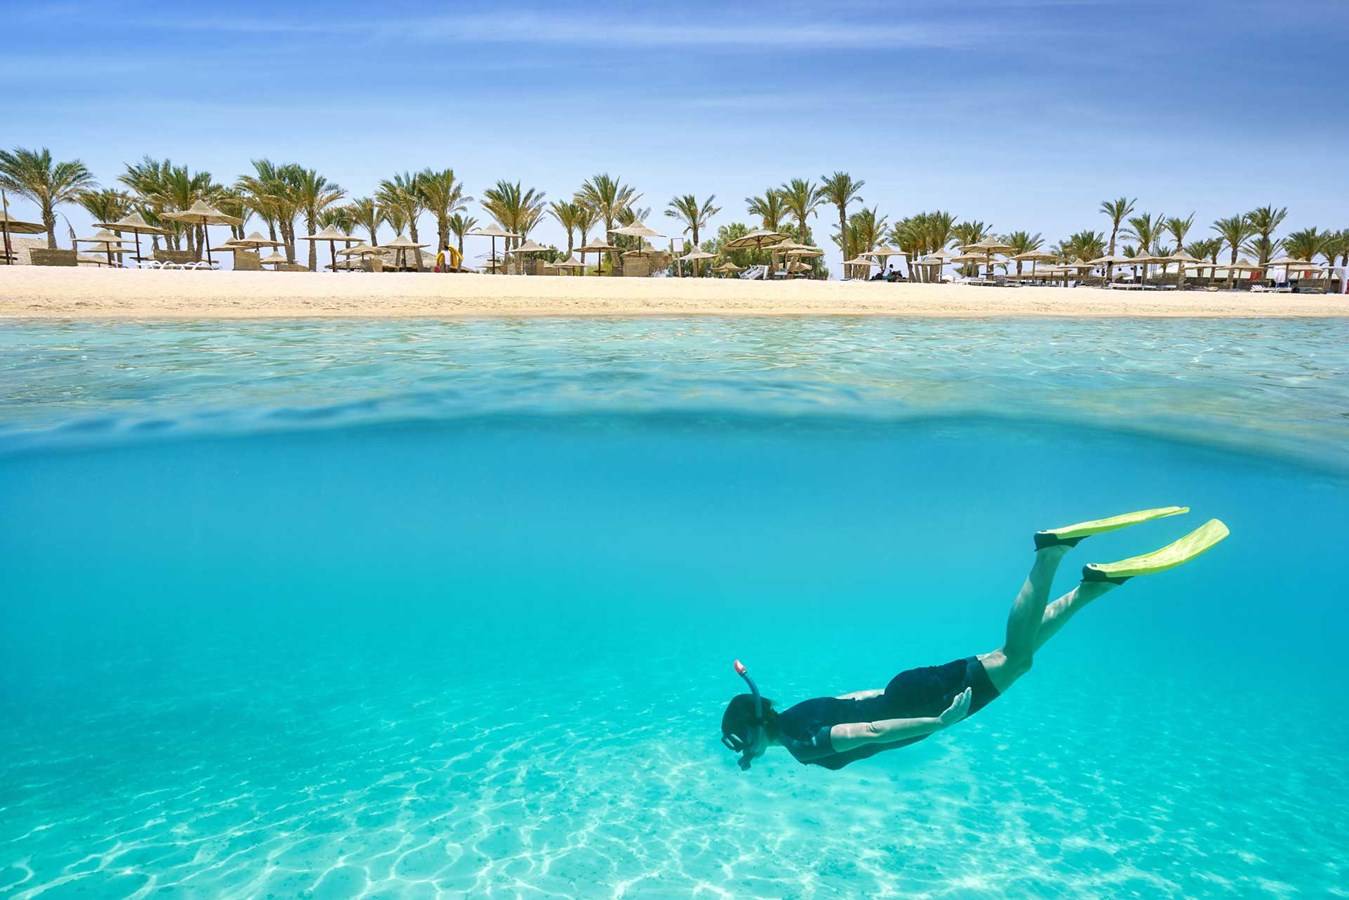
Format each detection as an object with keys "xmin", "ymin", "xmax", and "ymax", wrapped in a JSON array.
[{"xmin": 1, "ymin": 268, "xmax": 1345, "ymax": 319}]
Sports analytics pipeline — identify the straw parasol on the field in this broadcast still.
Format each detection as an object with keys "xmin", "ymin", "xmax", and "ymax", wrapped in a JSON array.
[
  {"xmin": 724, "ymin": 229, "xmax": 788, "ymax": 252},
  {"xmin": 579, "ymin": 235, "xmax": 618, "ymax": 275},
  {"xmin": 612, "ymin": 222, "xmax": 663, "ymax": 253},
  {"xmin": 864, "ymin": 245, "xmax": 906, "ymax": 271},
  {"xmin": 383, "ymin": 233, "xmax": 428, "ymax": 271},
  {"xmin": 221, "ymin": 231, "xmax": 284, "ymax": 251},
  {"xmin": 1265, "ymin": 255, "xmax": 1312, "ymax": 282},
  {"xmin": 679, "ymin": 248, "xmax": 716, "ymax": 277},
  {"xmin": 162, "ymin": 200, "xmax": 242, "ymax": 266},
  {"xmin": 303, "ymin": 224, "xmax": 360, "ymax": 273},
  {"xmin": 96, "ymin": 211, "xmax": 167, "ymax": 265},
  {"xmin": 1011, "ymin": 247, "xmax": 1057, "ymax": 275},
  {"xmin": 713, "ymin": 260, "xmax": 745, "ymax": 277},
  {"xmin": 259, "ymin": 250, "xmax": 290, "ymax": 268},
  {"xmin": 468, "ymin": 225, "xmax": 520, "ymax": 274},
  {"xmin": 507, "ymin": 239, "xmax": 549, "ymax": 274},
  {"xmin": 74, "ymin": 229, "xmax": 132, "ymax": 267},
  {"xmin": 961, "ymin": 237, "xmax": 1014, "ymax": 279},
  {"xmin": 843, "ymin": 256, "xmax": 879, "ymax": 279},
  {"xmin": 0, "ymin": 193, "xmax": 44, "ymax": 265}
]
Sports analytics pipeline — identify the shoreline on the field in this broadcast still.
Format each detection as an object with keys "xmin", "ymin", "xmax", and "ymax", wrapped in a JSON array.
[{"xmin": 2, "ymin": 268, "xmax": 1345, "ymax": 319}]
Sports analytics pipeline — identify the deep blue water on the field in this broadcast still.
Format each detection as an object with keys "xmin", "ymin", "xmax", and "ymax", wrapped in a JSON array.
[{"xmin": 1, "ymin": 318, "xmax": 1347, "ymax": 897}]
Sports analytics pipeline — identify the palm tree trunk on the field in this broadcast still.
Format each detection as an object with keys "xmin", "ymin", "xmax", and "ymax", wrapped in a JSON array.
[{"xmin": 43, "ymin": 205, "xmax": 57, "ymax": 249}]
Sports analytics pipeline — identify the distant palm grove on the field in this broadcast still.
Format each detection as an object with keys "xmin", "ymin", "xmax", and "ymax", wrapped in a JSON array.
[{"xmin": 2, "ymin": 146, "xmax": 1346, "ymax": 277}]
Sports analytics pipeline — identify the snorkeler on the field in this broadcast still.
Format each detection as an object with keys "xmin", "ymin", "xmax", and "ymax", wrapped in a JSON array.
[{"xmin": 721, "ymin": 507, "xmax": 1229, "ymax": 771}]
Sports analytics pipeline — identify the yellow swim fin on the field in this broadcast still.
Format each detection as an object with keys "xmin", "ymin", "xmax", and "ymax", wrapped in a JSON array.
[
  {"xmin": 1035, "ymin": 506, "xmax": 1189, "ymax": 549},
  {"xmin": 1082, "ymin": 519, "xmax": 1230, "ymax": 583}
]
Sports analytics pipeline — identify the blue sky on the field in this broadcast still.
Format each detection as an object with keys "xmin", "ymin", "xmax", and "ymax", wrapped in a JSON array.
[{"xmin": 5, "ymin": 0, "xmax": 1347, "ymax": 270}]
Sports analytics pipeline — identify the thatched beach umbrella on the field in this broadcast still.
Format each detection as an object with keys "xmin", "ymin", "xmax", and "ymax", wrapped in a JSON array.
[
  {"xmin": 579, "ymin": 236, "xmax": 618, "ymax": 275},
  {"xmin": 1265, "ymin": 255, "xmax": 1312, "ymax": 283},
  {"xmin": 961, "ymin": 237, "xmax": 1013, "ymax": 279},
  {"xmin": 678, "ymin": 248, "xmax": 716, "ymax": 277},
  {"xmin": 1011, "ymin": 248, "xmax": 1057, "ymax": 275},
  {"xmin": 507, "ymin": 239, "xmax": 549, "ymax": 275},
  {"xmin": 383, "ymin": 233, "xmax": 428, "ymax": 271},
  {"xmin": 0, "ymin": 194, "xmax": 44, "ymax": 265},
  {"xmin": 162, "ymin": 200, "xmax": 241, "ymax": 266},
  {"xmin": 865, "ymin": 245, "xmax": 906, "ymax": 273},
  {"xmin": 468, "ymin": 225, "xmax": 520, "ymax": 274},
  {"xmin": 302, "ymin": 225, "xmax": 360, "ymax": 272},
  {"xmin": 610, "ymin": 221, "xmax": 665, "ymax": 252},
  {"xmin": 259, "ymin": 250, "xmax": 290, "ymax": 268},
  {"xmin": 221, "ymin": 231, "xmax": 284, "ymax": 252},
  {"xmin": 74, "ymin": 229, "xmax": 132, "ymax": 267},
  {"xmin": 713, "ymin": 260, "xmax": 745, "ymax": 277},
  {"xmin": 552, "ymin": 255, "xmax": 585, "ymax": 275},
  {"xmin": 842, "ymin": 256, "xmax": 879, "ymax": 280},
  {"xmin": 96, "ymin": 211, "xmax": 167, "ymax": 265}
]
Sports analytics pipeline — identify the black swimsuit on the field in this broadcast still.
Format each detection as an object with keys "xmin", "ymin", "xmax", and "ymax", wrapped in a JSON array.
[{"xmin": 774, "ymin": 656, "xmax": 999, "ymax": 770}]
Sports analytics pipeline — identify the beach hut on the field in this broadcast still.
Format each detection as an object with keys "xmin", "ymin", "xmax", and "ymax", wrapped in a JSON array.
[
  {"xmin": 162, "ymin": 200, "xmax": 242, "ymax": 267},
  {"xmin": 0, "ymin": 198, "xmax": 44, "ymax": 265},
  {"xmin": 96, "ymin": 211, "xmax": 167, "ymax": 266}
]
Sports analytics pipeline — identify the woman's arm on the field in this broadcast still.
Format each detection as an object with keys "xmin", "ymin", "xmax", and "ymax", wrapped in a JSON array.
[
  {"xmin": 828, "ymin": 688, "xmax": 972, "ymax": 753},
  {"xmin": 834, "ymin": 688, "xmax": 884, "ymax": 700}
]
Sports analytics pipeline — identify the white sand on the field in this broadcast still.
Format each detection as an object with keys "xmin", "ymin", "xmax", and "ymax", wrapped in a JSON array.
[{"xmin": 1, "ymin": 267, "xmax": 1345, "ymax": 319}]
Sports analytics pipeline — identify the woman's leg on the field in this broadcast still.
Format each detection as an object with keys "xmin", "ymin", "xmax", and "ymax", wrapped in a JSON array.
[{"xmin": 979, "ymin": 545, "xmax": 1068, "ymax": 694}]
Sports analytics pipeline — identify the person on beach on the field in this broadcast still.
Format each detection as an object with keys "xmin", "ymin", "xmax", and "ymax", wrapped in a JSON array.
[{"xmin": 720, "ymin": 508, "xmax": 1228, "ymax": 771}]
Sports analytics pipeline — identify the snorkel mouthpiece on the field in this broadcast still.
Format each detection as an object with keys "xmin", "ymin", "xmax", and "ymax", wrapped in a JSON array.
[{"xmin": 730, "ymin": 659, "xmax": 764, "ymax": 770}]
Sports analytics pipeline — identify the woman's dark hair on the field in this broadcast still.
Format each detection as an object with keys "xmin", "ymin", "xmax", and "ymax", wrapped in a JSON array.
[{"xmin": 721, "ymin": 693, "xmax": 777, "ymax": 745}]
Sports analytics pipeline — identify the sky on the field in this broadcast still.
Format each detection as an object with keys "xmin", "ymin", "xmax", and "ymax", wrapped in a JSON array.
[{"xmin": 4, "ymin": 0, "xmax": 1347, "ymax": 273}]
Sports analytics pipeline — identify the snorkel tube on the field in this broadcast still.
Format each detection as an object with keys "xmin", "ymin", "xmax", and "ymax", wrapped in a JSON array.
[{"xmin": 731, "ymin": 659, "xmax": 763, "ymax": 770}]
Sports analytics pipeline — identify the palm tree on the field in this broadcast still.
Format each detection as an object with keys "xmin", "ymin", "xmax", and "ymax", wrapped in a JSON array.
[
  {"xmin": 1123, "ymin": 212, "xmax": 1167, "ymax": 283},
  {"xmin": 1055, "ymin": 230, "xmax": 1106, "ymax": 264},
  {"xmin": 1099, "ymin": 196, "xmax": 1136, "ymax": 281},
  {"xmin": 293, "ymin": 168, "xmax": 344, "ymax": 270},
  {"xmin": 1185, "ymin": 236, "xmax": 1223, "ymax": 264},
  {"xmin": 1004, "ymin": 230, "xmax": 1043, "ymax": 274},
  {"xmin": 76, "ymin": 188, "xmax": 132, "ymax": 226},
  {"xmin": 1212, "ymin": 214, "xmax": 1254, "ymax": 287},
  {"xmin": 840, "ymin": 207, "xmax": 888, "ymax": 268},
  {"xmin": 663, "ymin": 194, "xmax": 720, "ymax": 249},
  {"xmin": 481, "ymin": 180, "xmax": 547, "ymax": 244},
  {"xmin": 214, "ymin": 188, "xmax": 252, "ymax": 239},
  {"xmin": 447, "ymin": 212, "xmax": 478, "ymax": 258},
  {"xmin": 377, "ymin": 172, "xmax": 424, "ymax": 244},
  {"xmin": 348, "ymin": 197, "xmax": 382, "ymax": 245},
  {"xmin": 778, "ymin": 178, "xmax": 823, "ymax": 242},
  {"xmin": 1165, "ymin": 213, "xmax": 1195, "ymax": 255},
  {"xmin": 891, "ymin": 211, "xmax": 956, "ymax": 258},
  {"xmin": 1245, "ymin": 205, "xmax": 1287, "ymax": 265},
  {"xmin": 745, "ymin": 189, "xmax": 786, "ymax": 232},
  {"xmin": 951, "ymin": 220, "xmax": 990, "ymax": 248},
  {"xmin": 573, "ymin": 202, "xmax": 597, "ymax": 249},
  {"xmin": 417, "ymin": 168, "xmax": 469, "ymax": 252},
  {"xmin": 577, "ymin": 173, "xmax": 639, "ymax": 245},
  {"xmin": 0, "ymin": 147, "xmax": 98, "ymax": 248},
  {"xmin": 549, "ymin": 200, "xmax": 583, "ymax": 255},
  {"xmin": 820, "ymin": 171, "xmax": 864, "ymax": 262},
  {"xmin": 1282, "ymin": 227, "xmax": 1329, "ymax": 264},
  {"xmin": 236, "ymin": 160, "xmax": 295, "ymax": 254}
]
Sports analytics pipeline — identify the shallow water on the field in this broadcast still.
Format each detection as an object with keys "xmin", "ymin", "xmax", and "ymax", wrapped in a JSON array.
[{"xmin": 1, "ymin": 318, "xmax": 1347, "ymax": 897}]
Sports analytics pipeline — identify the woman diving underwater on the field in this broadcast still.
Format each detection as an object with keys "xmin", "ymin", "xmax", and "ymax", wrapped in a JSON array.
[{"xmin": 720, "ymin": 507, "xmax": 1229, "ymax": 771}]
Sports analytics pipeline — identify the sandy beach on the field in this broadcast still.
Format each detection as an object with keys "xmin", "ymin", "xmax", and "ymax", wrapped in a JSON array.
[{"xmin": 1, "ymin": 267, "xmax": 1344, "ymax": 318}]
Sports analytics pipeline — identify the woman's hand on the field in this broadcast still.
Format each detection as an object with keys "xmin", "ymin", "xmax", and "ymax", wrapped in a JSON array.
[{"xmin": 938, "ymin": 687, "xmax": 973, "ymax": 728}]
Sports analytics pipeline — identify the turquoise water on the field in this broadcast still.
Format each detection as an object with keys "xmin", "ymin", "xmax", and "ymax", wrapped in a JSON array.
[{"xmin": 1, "ymin": 318, "xmax": 1347, "ymax": 897}]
